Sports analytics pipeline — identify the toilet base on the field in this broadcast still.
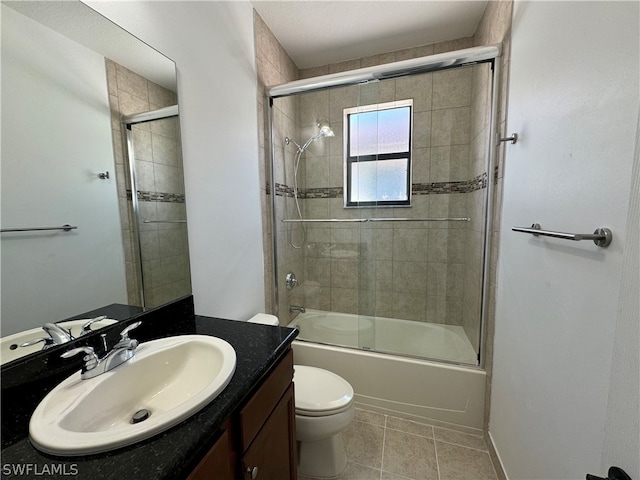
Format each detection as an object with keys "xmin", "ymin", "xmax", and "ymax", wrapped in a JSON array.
[{"xmin": 297, "ymin": 433, "xmax": 347, "ymax": 479}]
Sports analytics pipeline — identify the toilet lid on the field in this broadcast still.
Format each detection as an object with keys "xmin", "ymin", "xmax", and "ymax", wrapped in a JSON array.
[{"xmin": 294, "ymin": 365, "xmax": 354, "ymax": 416}]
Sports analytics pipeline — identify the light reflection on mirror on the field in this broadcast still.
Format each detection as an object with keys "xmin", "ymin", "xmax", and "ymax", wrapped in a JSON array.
[{"xmin": 0, "ymin": 0, "xmax": 191, "ymax": 364}]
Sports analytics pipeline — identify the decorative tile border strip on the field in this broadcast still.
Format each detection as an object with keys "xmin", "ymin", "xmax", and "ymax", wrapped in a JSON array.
[
  {"xmin": 304, "ymin": 187, "xmax": 344, "ymax": 199},
  {"xmin": 127, "ymin": 190, "xmax": 186, "ymax": 203},
  {"xmin": 271, "ymin": 173, "xmax": 487, "ymax": 198},
  {"xmin": 274, "ymin": 183, "xmax": 294, "ymax": 197},
  {"xmin": 413, "ymin": 173, "xmax": 487, "ymax": 195}
]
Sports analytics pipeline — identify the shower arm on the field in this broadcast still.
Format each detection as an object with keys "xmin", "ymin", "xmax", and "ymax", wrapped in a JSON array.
[
  {"xmin": 285, "ymin": 122, "xmax": 333, "ymax": 154},
  {"xmin": 299, "ymin": 134, "xmax": 320, "ymax": 153},
  {"xmin": 285, "ymin": 135, "xmax": 318, "ymax": 154}
]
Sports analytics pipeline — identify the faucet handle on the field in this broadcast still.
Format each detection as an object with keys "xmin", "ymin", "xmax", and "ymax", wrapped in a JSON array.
[
  {"xmin": 61, "ymin": 346, "xmax": 95, "ymax": 358},
  {"xmin": 80, "ymin": 315, "xmax": 107, "ymax": 336},
  {"xmin": 61, "ymin": 346, "xmax": 99, "ymax": 372},
  {"xmin": 20, "ymin": 337, "xmax": 55, "ymax": 349},
  {"xmin": 118, "ymin": 321, "xmax": 141, "ymax": 342}
]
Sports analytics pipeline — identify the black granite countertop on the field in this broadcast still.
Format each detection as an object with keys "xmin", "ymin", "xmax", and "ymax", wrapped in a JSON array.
[{"xmin": 1, "ymin": 296, "xmax": 297, "ymax": 479}]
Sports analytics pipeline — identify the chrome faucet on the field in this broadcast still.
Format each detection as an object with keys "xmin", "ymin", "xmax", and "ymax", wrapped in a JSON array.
[
  {"xmin": 20, "ymin": 322, "xmax": 74, "ymax": 350},
  {"xmin": 289, "ymin": 305, "xmax": 306, "ymax": 314},
  {"xmin": 61, "ymin": 321, "xmax": 141, "ymax": 380},
  {"xmin": 43, "ymin": 323, "xmax": 73, "ymax": 343},
  {"xmin": 20, "ymin": 315, "xmax": 108, "ymax": 351}
]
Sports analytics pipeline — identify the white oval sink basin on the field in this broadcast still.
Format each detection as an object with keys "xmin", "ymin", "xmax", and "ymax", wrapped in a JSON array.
[
  {"xmin": 0, "ymin": 318, "xmax": 117, "ymax": 365},
  {"xmin": 29, "ymin": 335, "xmax": 236, "ymax": 456}
]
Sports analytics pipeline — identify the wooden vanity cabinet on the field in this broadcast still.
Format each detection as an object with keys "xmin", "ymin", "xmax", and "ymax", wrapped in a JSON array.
[
  {"xmin": 188, "ymin": 423, "xmax": 235, "ymax": 480},
  {"xmin": 189, "ymin": 349, "xmax": 296, "ymax": 480}
]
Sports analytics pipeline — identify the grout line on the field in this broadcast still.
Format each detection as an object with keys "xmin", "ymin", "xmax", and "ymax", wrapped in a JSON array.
[
  {"xmin": 384, "ymin": 426, "xmax": 435, "ymax": 441},
  {"xmin": 385, "ymin": 425, "xmax": 435, "ymax": 439},
  {"xmin": 379, "ymin": 414, "xmax": 388, "ymax": 480},
  {"xmin": 433, "ymin": 426, "xmax": 487, "ymax": 443},
  {"xmin": 379, "ymin": 470, "xmax": 413, "ymax": 480},
  {"xmin": 433, "ymin": 426, "xmax": 441, "ymax": 480},
  {"xmin": 433, "ymin": 425, "xmax": 485, "ymax": 438},
  {"xmin": 434, "ymin": 438, "xmax": 489, "ymax": 453}
]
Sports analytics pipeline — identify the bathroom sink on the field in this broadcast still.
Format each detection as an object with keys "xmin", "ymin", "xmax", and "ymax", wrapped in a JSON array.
[
  {"xmin": 0, "ymin": 318, "xmax": 117, "ymax": 365},
  {"xmin": 29, "ymin": 335, "xmax": 236, "ymax": 456}
]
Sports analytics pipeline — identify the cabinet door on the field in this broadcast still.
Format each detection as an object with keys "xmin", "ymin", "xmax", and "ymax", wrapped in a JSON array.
[
  {"xmin": 188, "ymin": 429, "xmax": 235, "ymax": 480},
  {"xmin": 241, "ymin": 384, "xmax": 296, "ymax": 480},
  {"xmin": 240, "ymin": 350, "xmax": 293, "ymax": 448}
]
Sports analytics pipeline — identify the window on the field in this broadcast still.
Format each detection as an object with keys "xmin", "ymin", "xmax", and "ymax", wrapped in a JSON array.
[{"xmin": 344, "ymin": 100, "xmax": 412, "ymax": 207}]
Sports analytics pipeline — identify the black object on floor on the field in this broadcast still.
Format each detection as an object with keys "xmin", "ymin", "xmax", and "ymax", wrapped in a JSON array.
[{"xmin": 587, "ymin": 466, "xmax": 633, "ymax": 480}]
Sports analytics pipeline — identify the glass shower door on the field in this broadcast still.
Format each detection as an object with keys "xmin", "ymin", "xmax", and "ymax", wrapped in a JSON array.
[
  {"xmin": 349, "ymin": 65, "xmax": 491, "ymax": 365},
  {"xmin": 269, "ymin": 59, "xmax": 495, "ymax": 367},
  {"xmin": 126, "ymin": 109, "xmax": 191, "ymax": 308}
]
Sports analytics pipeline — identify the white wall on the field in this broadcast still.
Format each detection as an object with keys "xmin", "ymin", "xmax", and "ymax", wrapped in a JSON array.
[
  {"xmin": 85, "ymin": 1, "xmax": 265, "ymax": 320},
  {"xmin": 490, "ymin": 2, "xmax": 639, "ymax": 479},
  {"xmin": 1, "ymin": 5, "xmax": 127, "ymax": 335}
]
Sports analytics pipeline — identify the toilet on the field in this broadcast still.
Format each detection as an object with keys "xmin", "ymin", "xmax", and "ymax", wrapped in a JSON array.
[{"xmin": 248, "ymin": 313, "xmax": 355, "ymax": 479}]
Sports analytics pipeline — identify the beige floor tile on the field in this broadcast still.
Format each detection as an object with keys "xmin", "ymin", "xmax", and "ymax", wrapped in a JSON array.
[
  {"xmin": 343, "ymin": 420, "xmax": 385, "ymax": 469},
  {"xmin": 338, "ymin": 461, "xmax": 382, "ymax": 479},
  {"xmin": 382, "ymin": 429, "xmax": 438, "ymax": 480},
  {"xmin": 355, "ymin": 408, "xmax": 386, "ymax": 427},
  {"xmin": 386, "ymin": 416, "xmax": 434, "ymax": 438},
  {"xmin": 433, "ymin": 427, "xmax": 487, "ymax": 451},
  {"xmin": 436, "ymin": 441, "xmax": 497, "ymax": 480}
]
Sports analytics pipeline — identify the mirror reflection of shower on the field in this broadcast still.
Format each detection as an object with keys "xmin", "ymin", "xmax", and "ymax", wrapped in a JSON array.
[
  {"xmin": 123, "ymin": 105, "xmax": 192, "ymax": 308},
  {"xmin": 285, "ymin": 121, "xmax": 335, "ymax": 249}
]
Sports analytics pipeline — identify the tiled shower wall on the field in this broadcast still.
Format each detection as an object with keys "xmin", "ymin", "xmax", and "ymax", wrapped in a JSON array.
[
  {"xmin": 258, "ymin": 31, "xmax": 491, "ymax": 332},
  {"xmin": 255, "ymin": 12, "xmax": 301, "ymax": 322},
  {"xmin": 106, "ymin": 60, "xmax": 191, "ymax": 308},
  {"xmin": 291, "ymin": 59, "xmax": 492, "ymax": 333},
  {"xmin": 255, "ymin": 5, "xmax": 511, "ymax": 355}
]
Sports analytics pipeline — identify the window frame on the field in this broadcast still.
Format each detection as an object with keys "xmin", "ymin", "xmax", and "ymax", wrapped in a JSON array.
[{"xmin": 343, "ymin": 99, "xmax": 413, "ymax": 208}]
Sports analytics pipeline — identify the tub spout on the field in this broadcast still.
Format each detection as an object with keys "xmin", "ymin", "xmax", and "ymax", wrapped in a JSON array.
[{"xmin": 289, "ymin": 305, "xmax": 306, "ymax": 314}]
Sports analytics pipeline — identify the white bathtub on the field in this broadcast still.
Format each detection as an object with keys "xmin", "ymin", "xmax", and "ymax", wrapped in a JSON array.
[
  {"xmin": 287, "ymin": 309, "xmax": 486, "ymax": 432},
  {"xmin": 289, "ymin": 309, "xmax": 478, "ymax": 365}
]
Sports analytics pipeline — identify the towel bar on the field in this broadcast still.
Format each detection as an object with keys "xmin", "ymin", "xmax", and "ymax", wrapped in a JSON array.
[
  {"xmin": 1, "ymin": 224, "xmax": 77, "ymax": 233},
  {"xmin": 512, "ymin": 223, "xmax": 612, "ymax": 247}
]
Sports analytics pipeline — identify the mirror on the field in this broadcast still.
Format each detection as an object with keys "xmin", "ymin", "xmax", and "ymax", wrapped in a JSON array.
[{"xmin": 0, "ymin": 1, "xmax": 191, "ymax": 362}]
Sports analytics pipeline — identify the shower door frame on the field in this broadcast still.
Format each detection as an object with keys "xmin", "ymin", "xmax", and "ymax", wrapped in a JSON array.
[
  {"xmin": 267, "ymin": 45, "xmax": 502, "ymax": 369},
  {"xmin": 123, "ymin": 105, "xmax": 180, "ymax": 309}
]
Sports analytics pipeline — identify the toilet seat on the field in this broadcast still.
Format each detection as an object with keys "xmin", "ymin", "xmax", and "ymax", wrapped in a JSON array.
[{"xmin": 294, "ymin": 365, "xmax": 354, "ymax": 417}]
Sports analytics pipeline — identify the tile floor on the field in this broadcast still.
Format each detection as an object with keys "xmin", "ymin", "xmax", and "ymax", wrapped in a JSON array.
[{"xmin": 299, "ymin": 408, "xmax": 498, "ymax": 480}]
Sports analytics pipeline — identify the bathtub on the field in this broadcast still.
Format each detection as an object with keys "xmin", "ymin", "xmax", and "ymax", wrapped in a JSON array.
[
  {"xmin": 289, "ymin": 309, "xmax": 478, "ymax": 365},
  {"xmin": 287, "ymin": 309, "xmax": 486, "ymax": 432}
]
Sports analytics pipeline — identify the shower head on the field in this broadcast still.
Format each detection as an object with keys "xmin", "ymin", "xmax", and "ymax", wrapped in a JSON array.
[
  {"xmin": 285, "ymin": 121, "xmax": 335, "ymax": 154},
  {"xmin": 315, "ymin": 121, "xmax": 335, "ymax": 139}
]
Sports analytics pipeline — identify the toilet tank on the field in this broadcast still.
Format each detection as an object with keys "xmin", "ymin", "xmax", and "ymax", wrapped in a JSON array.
[{"xmin": 247, "ymin": 313, "xmax": 280, "ymax": 326}]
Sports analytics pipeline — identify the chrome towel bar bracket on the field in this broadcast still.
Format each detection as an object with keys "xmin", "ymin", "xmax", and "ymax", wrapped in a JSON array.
[
  {"xmin": 512, "ymin": 223, "xmax": 613, "ymax": 247},
  {"xmin": 497, "ymin": 132, "xmax": 518, "ymax": 145}
]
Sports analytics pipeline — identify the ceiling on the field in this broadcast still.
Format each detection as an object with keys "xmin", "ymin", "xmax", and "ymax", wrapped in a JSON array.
[
  {"xmin": 251, "ymin": 1, "xmax": 489, "ymax": 69},
  {"xmin": 5, "ymin": 1, "xmax": 177, "ymax": 91}
]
